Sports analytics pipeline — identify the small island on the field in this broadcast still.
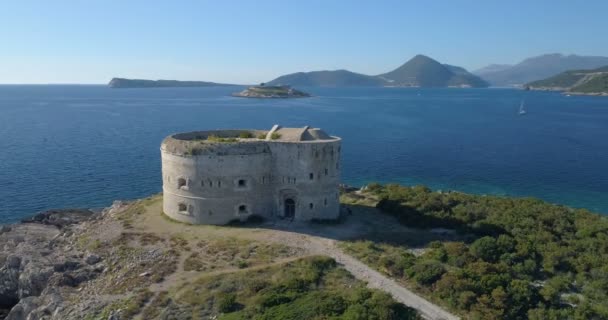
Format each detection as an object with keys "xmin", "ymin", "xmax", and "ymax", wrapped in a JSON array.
[{"xmin": 232, "ymin": 85, "xmax": 311, "ymax": 98}]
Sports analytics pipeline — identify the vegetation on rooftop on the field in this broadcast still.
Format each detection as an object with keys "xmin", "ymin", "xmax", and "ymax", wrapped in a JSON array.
[{"xmin": 270, "ymin": 132, "xmax": 282, "ymax": 140}]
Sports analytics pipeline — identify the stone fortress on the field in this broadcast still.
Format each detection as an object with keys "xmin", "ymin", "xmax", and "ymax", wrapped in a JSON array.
[{"xmin": 160, "ymin": 125, "xmax": 341, "ymax": 224}]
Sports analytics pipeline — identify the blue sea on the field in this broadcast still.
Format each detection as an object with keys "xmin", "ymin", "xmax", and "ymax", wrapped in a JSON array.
[{"xmin": 1, "ymin": 85, "xmax": 607, "ymax": 223}]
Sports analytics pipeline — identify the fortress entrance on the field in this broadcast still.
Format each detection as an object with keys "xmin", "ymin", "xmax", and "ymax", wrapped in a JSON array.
[{"xmin": 284, "ymin": 198, "xmax": 295, "ymax": 219}]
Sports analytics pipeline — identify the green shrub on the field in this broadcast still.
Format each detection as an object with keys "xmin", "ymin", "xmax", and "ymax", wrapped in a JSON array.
[
  {"xmin": 239, "ymin": 131, "xmax": 254, "ymax": 138},
  {"xmin": 270, "ymin": 132, "xmax": 281, "ymax": 140},
  {"xmin": 410, "ymin": 260, "xmax": 445, "ymax": 285},
  {"xmin": 217, "ymin": 292, "xmax": 238, "ymax": 313}
]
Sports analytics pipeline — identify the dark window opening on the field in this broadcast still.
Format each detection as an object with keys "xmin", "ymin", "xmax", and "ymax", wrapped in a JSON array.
[
  {"xmin": 238, "ymin": 179, "xmax": 247, "ymax": 187},
  {"xmin": 284, "ymin": 199, "xmax": 295, "ymax": 219},
  {"xmin": 209, "ymin": 181, "xmax": 213, "ymax": 187},
  {"xmin": 325, "ymin": 168, "xmax": 328, "ymax": 176},
  {"xmin": 218, "ymin": 180, "xmax": 221, "ymax": 187},
  {"xmin": 238, "ymin": 205, "xmax": 248, "ymax": 214},
  {"xmin": 309, "ymin": 203, "xmax": 314, "ymax": 209},
  {"xmin": 309, "ymin": 173, "xmax": 314, "ymax": 180},
  {"xmin": 177, "ymin": 178, "xmax": 186, "ymax": 189},
  {"xmin": 324, "ymin": 198, "xmax": 327, "ymax": 206},
  {"xmin": 178, "ymin": 203, "xmax": 187, "ymax": 212}
]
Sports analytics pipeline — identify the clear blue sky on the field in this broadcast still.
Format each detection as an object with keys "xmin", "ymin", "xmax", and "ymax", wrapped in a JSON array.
[{"xmin": 1, "ymin": 1, "xmax": 607, "ymax": 84}]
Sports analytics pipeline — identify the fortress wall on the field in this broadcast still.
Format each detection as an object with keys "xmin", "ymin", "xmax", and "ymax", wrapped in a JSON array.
[
  {"xmin": 161, "ymin": 148, "xmax": 273, "ymax": 224},
  {"xmin": 267, "ymin": 139, "xmax": 341, "ymax": 221}
]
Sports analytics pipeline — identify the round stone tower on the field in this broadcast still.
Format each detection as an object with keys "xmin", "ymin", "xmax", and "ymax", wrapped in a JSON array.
[{"xmin": 160, "ymin": 125, "xmax": 341, "ymax": 225}]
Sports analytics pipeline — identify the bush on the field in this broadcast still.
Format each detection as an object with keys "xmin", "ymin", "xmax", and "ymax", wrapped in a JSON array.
[
  {"xmin": 270, "ymin": 132, "xmax": 281, "ymax": 140},
  {"xmin": 410, "ymin": 260, "xmax": 445, "ymax": 285},
  {"xmin": 217, "ymin": 292, "xmax": 238, "ymax": 313},
  {"xmin": 470, "ymin": 236, "xmax": 500, "ymax": 262},
  {"xmin": 239, "ymin": 131, "xmax": 254, "ymax": 138}
]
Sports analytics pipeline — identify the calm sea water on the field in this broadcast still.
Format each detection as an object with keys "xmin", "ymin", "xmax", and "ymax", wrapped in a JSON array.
[{"xmin": 0, "ymin": 85, "xmax": 607, "ymax": 223}]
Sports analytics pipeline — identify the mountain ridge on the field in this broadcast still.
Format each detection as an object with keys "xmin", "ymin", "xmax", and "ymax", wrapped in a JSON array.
[
  {"xmin": 268, "ymin": 55, "xmax": 488, "ymax": 88},
  {"xmin": 475, "ymin": 54, "xmax": 608, "ymax": 86}
]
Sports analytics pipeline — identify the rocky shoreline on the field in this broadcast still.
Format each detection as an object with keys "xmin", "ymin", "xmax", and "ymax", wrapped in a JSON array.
[{"xmin": 0, "ymin": 205, "xmax": 123, "ymax": 320}]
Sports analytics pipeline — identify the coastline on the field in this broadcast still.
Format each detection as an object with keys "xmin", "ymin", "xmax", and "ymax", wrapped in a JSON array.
[{"xmin": 528, "ymin": 86, "xmax": 608, "ymax": 96}]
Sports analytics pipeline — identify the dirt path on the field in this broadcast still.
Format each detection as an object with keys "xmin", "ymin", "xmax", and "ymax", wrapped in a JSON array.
[
  {"xmin": 317, "ymin": 241, "xmax": 458, "ymax": 320},
  {"xmin": 262, "ymin": 231, "xmax": 459, "ymax": 320},
  {"xmin": 138, "ymin": 196, "xmax": 459, "ymax": 320}
]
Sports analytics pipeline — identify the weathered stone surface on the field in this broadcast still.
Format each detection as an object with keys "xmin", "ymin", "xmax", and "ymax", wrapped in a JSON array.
[
  {"xmin": 84, "ymin": 254, "xmax": 101, "ymax": 265},
  {"xmin": 0, "ymin": 212, "xmax": 101, "ymax": 319}
]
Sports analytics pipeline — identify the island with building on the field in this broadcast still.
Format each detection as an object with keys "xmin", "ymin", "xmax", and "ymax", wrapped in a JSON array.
[{"xmin": 232, "ymin": 85, "xmax": 311, "ymax": 98}]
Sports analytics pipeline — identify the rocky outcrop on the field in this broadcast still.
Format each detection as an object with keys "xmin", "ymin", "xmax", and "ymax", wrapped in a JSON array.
[{"xmin": 0, "ymin": 209, "xmax": 99, "ymax": 320}]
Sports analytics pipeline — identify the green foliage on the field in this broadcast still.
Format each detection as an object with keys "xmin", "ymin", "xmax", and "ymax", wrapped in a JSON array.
[
  {"xmin": 174, "ymin": 256, "xmax": 420, "ymax": 320},
  {"xmin": 256, "ymin": 132, "xmax": 267, "ymax": 139},
  {"xmin": 352, "ymin": 184, "xmax": 608, "ymax": 319},
  {"xmin": 410, "ymin": 260, "xmax": 445, "ymax": 285},
  {"xmin": 217, "ymin": 293, "xmax": 238, "ymax": 313},
  {"xmin": 270, "ymin": 132, "xmax": 281, "ymax": 140},
  {"xmin": 238, "ymin": 131, "xmax": 254, "ymax": 138},
  {"xmin": 207, "ymin": 135, "xmax": 238, "ymax": 143}
]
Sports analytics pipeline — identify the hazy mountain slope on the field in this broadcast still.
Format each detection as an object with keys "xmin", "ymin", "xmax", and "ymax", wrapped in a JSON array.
[
  {"xmin": 473, "ymin": 64, "xmax": 513, "ymax": 76},
  {"xmin": 266, "ymin": 70, "xmax": 386, "ymax": 87},
  {"xmin": 476, "ymin": 54, "xmax": 608, "ymax": 86}
]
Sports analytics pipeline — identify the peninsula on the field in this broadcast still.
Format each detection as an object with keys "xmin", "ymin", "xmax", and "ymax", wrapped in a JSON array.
[
  {"xmin": 108, "ymin": 78, "xmax": 235, "ymax": 88},
  {"xmin": 232, "ymin": 85, "xmax": 311, "ymax": 98},
  {"xmin": 526, "ymin": 65, "xmax": 608, "ymax": 96}
]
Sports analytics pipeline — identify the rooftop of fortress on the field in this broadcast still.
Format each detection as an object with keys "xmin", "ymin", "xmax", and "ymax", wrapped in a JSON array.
[{"xmin": 161, "ymin": 125, "xmax": 339, "ymax": 156}]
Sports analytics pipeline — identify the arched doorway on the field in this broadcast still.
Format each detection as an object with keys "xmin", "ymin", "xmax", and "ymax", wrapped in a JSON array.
[{"xmin": 284, "ymin": 198, "xmax": 295, "ymax": 219}]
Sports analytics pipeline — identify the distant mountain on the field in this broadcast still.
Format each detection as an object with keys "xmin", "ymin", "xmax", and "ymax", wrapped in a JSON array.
[
  {"xmin": 378, "ymin": 55, "xmax": 489, "ymax": 88},
  {"xmin": 473, "ymin": 64, "xmax": 513, "ymax": 76},
  {"xmin": 108, "ymin": 78, "xmax": 235, "ymax": 88},
  {"xmin": 475, "ymin": 54, "xmax": 608, "ymax": 87},
  {"xmin": 266, "ymin": 70, "xmax": 385, "ymax": 87},
  {"xmin": 266, "ymin": 55, "xmax": 487, "ymax": 88},
  {"xmin": 527, "ymin": 65, "xmax": 608, "ymax": 95}
]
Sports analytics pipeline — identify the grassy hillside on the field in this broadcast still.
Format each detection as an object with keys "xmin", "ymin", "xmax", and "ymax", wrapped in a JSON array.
[
  {"xmin": 341, "ymin": 184, "xmax": 608, "ymax": 319},
  {"xmin": 570, "ymin": 73, "xmax": 608, "ymax": 93},
  {"xmin": 527, "ymin": 66, "xmax": 608, "ymax": 93},
  {"xmin": 154, "ymin": 256, "xmax": 420, "ymax": 320}
]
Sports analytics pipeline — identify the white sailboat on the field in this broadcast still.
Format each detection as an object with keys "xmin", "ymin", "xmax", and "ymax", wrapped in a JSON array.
[{"xmin": 518, "ymin": 100, "xmax": 527, "ymax": 115}]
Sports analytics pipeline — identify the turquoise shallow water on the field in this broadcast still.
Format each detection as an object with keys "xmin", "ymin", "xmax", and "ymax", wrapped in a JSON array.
[{"xmin": 0, "ymin": 85, "xmax": 607, "ymax": 222}]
